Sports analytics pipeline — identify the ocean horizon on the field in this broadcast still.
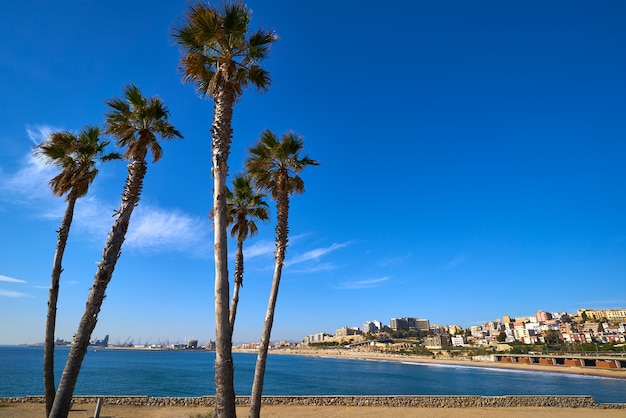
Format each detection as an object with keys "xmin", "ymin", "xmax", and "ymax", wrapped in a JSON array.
[{"xmin": 1, "ymin": 346, "xmax": 625, "ymax": 404}]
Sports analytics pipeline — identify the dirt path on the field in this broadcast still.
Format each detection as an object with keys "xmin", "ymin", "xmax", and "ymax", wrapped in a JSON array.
[{"xmin": 1, "ymin": 402, "xmax": 625, "ymax": 418}]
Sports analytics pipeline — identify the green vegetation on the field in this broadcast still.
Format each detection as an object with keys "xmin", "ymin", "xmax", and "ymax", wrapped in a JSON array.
[
  {"xmin": 388, "ymin": 330, "xmax": 421, "ymax": 339},
  {"xmin": 36, "ymin": 126, "xmax": 119, "ymax": 416},
  {"xmin": 246, "ymin": 130, "xmax": 318, "ymax": 418},
  {"xmin": 543, "ymin": 330, "xmax": 561, "ymax": 345},
  {"xmin": 226, "ymin": 174, "xmax": 269, "ymax": 333},
  {"xmin": 310, "ymin": 341, "xmax": 342, "ymax": 348},
  {"xmin": 49, "ymin": 84, "xmax": 182, "ymax": 418},
  {"xmin": 397, "ymin": 345, "xmax": 433, "ymax": 356},
  {"xmin": 172, "ymin": 4, "xmax": 277, "ymax": 417}
]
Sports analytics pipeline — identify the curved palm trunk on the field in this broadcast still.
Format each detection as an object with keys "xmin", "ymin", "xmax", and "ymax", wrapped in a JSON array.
[
  {"xmin": 249, "ymin": 188, "xmax": 289, "ymax": 418},
  {"xmin": 44, "ymin": 196, "xmax": 76, "ymax": 416},
  {"xmin": 229, "ymin": 238, "xmax": 244, "ymax": 331},
  {"xmin": 49, "ymin": 160, "xmax": 147, "ymax": 418},
  {"xmin": 212, "ymin": 83, "xmax": 237, "ymax": 418}
]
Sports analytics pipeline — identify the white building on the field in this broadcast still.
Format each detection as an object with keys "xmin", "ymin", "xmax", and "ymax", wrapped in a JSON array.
[
  {"xmin": 451, "ymin": 336, "xmax": 465, "ymax": 347},
  {"xmin": 362, "ymin": 320, "xmax": 382, "ymax": 333}
]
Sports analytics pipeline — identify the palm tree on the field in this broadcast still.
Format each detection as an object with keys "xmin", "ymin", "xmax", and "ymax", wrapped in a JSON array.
[
  {"xmin": 35, "ymin": 126, "xmax": 118, "ymax": 416},
  {"xmin": 49, "ymin": 84, "xmax": 182, "ymax": 418},
  {"xmin": 172, "ymin": 3, "xmax": 276, "ymax": 416},
  {"xmin": 245, "ymin": 130, "xmax": 318, "ymax": 418},
  {"xmin": 226, "ymin": 173, "xmax": 269, "ymax": 332}
]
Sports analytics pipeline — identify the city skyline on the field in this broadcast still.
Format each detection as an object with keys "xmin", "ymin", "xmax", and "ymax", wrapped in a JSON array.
[
  {"xmin": 9, "ymin": 300, "xmax": 626, "ymax": 347},
  {"xmin": 1, "ymin": 1, "xmax": 625, "ymax": 346}
]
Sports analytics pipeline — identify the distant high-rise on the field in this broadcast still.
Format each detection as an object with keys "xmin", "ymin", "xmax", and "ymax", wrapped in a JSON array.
[{"xmin": 390, "ymin": 317, "xmax": 429, "ymax": 331}]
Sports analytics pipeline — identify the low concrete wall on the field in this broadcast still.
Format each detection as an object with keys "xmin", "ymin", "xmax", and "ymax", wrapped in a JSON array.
[{"xmin": 2, "ymin": 395, "xmax": 624, "ymax": 409}]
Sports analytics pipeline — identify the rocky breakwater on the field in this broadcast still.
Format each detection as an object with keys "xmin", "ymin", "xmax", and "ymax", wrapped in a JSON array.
[{"xmin": 3, "ymin": 395, "xmax": 624, "ymax": 408}]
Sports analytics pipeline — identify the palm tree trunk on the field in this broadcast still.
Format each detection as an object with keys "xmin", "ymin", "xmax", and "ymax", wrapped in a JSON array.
[
  {"xmin": 229, "ymin": 238, "xmax": 244, "ymax": 331},
  {"xmin": 44, "ymin": 196, "xmax": 76, "ymax": 417},
  {"xmin": 212, "ymin": 82, "xmax": 237, "ymax": 418},
  {"xmin": 49, "ymin": 160, "xmax": 146, "ymax": 418},
  {"xmin": 249, "ymin": 189, "xmax": 289, "ymax": 418}
]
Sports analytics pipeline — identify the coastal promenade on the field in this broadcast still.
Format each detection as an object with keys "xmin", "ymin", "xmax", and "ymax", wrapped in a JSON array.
[
  {"xmin": 493, "ymin": 353, "xmax": 625, "ymax": 369},
  {"xmin": 264, "ymin": 347, "xmax": 626, "ymax": 380}
]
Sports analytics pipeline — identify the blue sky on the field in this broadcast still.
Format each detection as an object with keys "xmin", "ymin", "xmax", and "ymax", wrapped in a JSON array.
[{"xmin": 1, "ymin": 1, "xmax": 625, "ymax": 346}]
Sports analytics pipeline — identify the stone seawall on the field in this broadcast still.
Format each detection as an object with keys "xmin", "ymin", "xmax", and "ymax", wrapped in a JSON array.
[{"xmin": 2, "ymin": 395, "xmax": 624, "ymax": 409}]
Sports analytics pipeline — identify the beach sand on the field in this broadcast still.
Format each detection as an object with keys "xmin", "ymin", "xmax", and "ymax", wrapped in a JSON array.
[
  {"xmin": 266, "ymin": 348, "xmax": 626, "ymax": 380},
  {"xmin": 0, "ymin": 403, "xmax": 624, "ymax": 418},
  {"xmin": 1, "ymin": 402, "xmax": 625, "ymax": 417}
]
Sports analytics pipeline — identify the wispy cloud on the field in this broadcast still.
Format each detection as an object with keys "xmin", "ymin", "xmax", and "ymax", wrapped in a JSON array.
[
  {"xmin": 0, "ymin": 128, "xmax": 60, "ymax": 209},
  {"xmin": 0, "ymin": 289, "xmax": 31, "ymax": 298},
  {"xmin": 26, "ymin": 125, "xmax": 57, "ymax": 146},
  {"xmin": 0, "ymin": 275, "xmax": 30, "ymax": 297},
  {"xmin": 278, "ymin": 242, "xmax": 350, "ymax": 274},
  {"xmin": 71, "ymin": 196, "xmax": 117, "ymax": 239},
  {"xmin": 443, "ymin": 254, "xmax": 467, "ymax": 270},
  {"xmin": 243, "ymin": 240, "xmax": 275, "ymax": 259},
  {"xmin": 377, "ymin": 252, "xmax": 412, "ymax": 267},
  {"xmin": 288, "ymin": 242, "xmax": 349, "ymax": 266},
  {"xmin": 290, "ymin": 263, "xmax": 335, "ymax": 274},
  {"xmin": 241, "ymin": 241, "xmax": 349, "ymax": 273},
  {"xmin": 0, "ymin": 275, "xmax": 26, "ymax": 283},
  {"xmin": 125, "ymin": 205, "xmax": 210, "ymax": 255},
  {"xmin": 0, "ymin": 126, "xmax": 211, "ymax": 257},
  {"xmin": 337, "ymin": 276, "xmax": 390, "ymax": 289}
]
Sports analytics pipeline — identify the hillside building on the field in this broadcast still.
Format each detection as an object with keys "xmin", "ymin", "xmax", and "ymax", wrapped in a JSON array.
[{"xmin": 390, "ymin": 317, "xmax": 430, "ymax": 331}]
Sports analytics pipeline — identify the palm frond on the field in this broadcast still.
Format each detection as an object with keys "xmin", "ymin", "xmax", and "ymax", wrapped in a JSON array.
[
  {"xmin": 104, "ymin": 84, "xmax": 182, "ymax": 163},
  {"xmin": 34, "ymin": 125, "xmax": 118, "ymax": 200},
  {"xmin": 225, "ymin": 172, "xmax": 269, "ymax": 241},
  {"xmin": 245, "ymin": 129, "xmax": 319, "ymax": 199},
  {"xmin": 172, "ymin": 1, "xmax": 276, "ymax": 101}
]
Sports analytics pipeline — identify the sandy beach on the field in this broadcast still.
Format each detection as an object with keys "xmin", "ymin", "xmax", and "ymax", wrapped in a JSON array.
[
  {"xmin": 265, "ymin": 348, "xmax": 626, "ymax": 380},
  {"xmin": 1, "ymin": 402, "xmax": 625, "ymax": 418}
]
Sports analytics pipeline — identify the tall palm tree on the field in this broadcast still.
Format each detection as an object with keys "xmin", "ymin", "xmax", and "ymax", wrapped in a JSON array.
[
  {"xmin": 49, "ymin": 84, "xmax": 182, "ymax": 418},
  {"xmin": 172, "ymin": 3, "xmax": 276, "ymax": 416},
  {"xmin": 35, "ymin": 126, "xmax": 119, "ymax": 416},
  {"xmin": 226, "ymin": 173, "xmax": 269, "ymax": 332},
  {"xmin": 245, "ymin": 130, "xmax": 318, "ymax": 418}
]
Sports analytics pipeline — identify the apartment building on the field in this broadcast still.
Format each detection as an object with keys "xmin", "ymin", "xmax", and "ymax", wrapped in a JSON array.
[
  {"xmin": 362, "ymin": 320, "xmax": 382, "ymax": 333},
  {"xmin": 390, "ymin": 317, "xmax": 430, "ymax": 331},
  {"xmin": 335, "ymin": 326, "xmax": 361, "ymax": 337},
  {"xmin": 305, "ymin": 332, "xmax": 331, "ymax": 344},
  {"xmin": 424, "ymin": 334, "xmax": 452, "ymax": 348}
]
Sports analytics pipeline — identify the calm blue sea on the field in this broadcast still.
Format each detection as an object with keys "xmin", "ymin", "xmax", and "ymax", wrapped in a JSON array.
[{"xmin": 1, "ymin": 346, "xmax": 625, "ymax": 404}]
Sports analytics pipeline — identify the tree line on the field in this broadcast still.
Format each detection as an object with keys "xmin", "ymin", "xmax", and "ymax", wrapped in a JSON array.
[{"xmin": 37, "ymin": 2, "xmax": 316, "ymax": 418}]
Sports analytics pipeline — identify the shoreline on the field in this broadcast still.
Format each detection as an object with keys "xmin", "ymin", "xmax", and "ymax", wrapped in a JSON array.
[{"xmin": 263, "ymin": 348, "xmax": 626, "ymax": 380}]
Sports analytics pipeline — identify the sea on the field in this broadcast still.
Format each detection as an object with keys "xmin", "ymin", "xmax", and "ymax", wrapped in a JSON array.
[{"xmin": 1, "ymin": 346, "xmax": 625, "ymax": 404}]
